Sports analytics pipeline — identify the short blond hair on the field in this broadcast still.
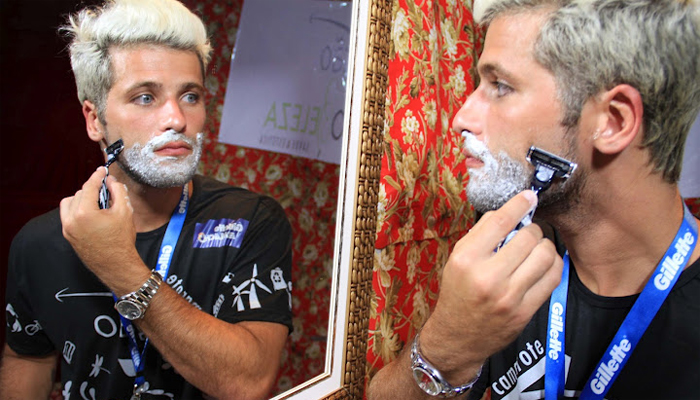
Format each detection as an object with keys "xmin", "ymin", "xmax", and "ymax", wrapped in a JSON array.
[
  {"xmin": 62, "ymin": 0, "xmax": 211, "ymax": 121},
  {"xmin": 475, "ymin": 0, "xmax": 700, "ymax": 183}
]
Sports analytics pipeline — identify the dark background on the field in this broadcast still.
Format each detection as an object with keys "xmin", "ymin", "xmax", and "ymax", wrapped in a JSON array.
[{"xmin": 1, "ymin": 0, "xmax": 104, "ymax": 347}]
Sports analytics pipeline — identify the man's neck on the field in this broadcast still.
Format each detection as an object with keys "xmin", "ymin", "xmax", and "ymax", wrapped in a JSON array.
[
  {"xmin": 112, "ymin": 169, "xmax": 192, "ymax": 233},
  {"xmin": 546, "ymin": 179, "xmax": 699, "ymax": 297}
]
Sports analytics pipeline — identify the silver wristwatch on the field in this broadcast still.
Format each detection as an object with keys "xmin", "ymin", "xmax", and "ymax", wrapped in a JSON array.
[
  {"xmin": 410, "ymin": 332, "xmax": 482, "ymax": 398},
  {"xmin": 114, "ymin": 271, "xmax": 163, "ymax": 320}
]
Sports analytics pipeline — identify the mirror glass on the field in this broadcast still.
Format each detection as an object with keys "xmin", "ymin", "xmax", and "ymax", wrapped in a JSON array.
[{"xmin": 183, "ymin": 0, "xmax": 385, "ymax": 398}]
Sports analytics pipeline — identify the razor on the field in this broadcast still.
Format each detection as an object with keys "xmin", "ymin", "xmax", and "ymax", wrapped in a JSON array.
[
  {"xmin": 497, "ymin": 146, "xmax": 577, "ymax": 250},
  {"xmin": 98, "ymin": 139, "xmax": 124, "ymax": 209}
]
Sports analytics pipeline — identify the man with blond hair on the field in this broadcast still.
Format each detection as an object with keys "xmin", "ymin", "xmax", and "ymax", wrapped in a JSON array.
[
  {"xmin": 0, "ymin": 1, "xmax": 292, "ymax": 399},
  {"xmin": 369, "ymin": 0, "xmax": 700, "ymax": 399}
]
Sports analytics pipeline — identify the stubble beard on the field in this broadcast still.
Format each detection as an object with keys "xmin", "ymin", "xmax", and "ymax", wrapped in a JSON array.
[
  {"xmin": 114, "ymin": 130, "xmax": 204, "ymax": 189},
  {"xmin": 462, "ymin": 132, "xmax": 584, "ymax": 215},
  {"xmin": 463, "ymin": 132, "xmax": 530, "ymax": 213}
]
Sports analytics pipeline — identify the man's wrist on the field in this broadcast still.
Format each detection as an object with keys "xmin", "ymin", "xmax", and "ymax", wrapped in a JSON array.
[
  {"xmin": 410, "ymin": 329, "xmax": 483, "ymax": 398},
  {"xmin": 418, "ymin": 320, "xmax": 485, "ymax": 384},
  {"xmin": 114, "ymin": 270, "xmax": 163, "ymax": 320}
]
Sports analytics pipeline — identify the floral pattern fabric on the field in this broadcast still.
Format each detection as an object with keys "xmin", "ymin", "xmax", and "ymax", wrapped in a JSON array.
[{"xmin": 367, "ymin": 0, "xmax": 480, "ymax": 382}]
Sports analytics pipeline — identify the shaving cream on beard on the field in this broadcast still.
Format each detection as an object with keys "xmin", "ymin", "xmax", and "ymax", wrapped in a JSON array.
[
  {"xmin": 118, "ymin": 130, "xmax": 204, "ymax": 189},
  {"xmin": 461, "ymin": 131, "xmax": 530, "ymax": 213}
]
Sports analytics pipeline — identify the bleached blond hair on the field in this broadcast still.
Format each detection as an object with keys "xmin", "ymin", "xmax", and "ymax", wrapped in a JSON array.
[
  {"xmin": 62, "ymin": 0, "xmax": 211, "ymax": 122},
  {"xmin": 473, "ymin": 0, "xmax": 700, "ymax": 183}
]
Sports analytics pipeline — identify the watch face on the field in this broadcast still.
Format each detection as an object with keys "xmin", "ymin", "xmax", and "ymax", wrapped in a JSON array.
[
  {"xmin": 413, "ymin": 366, "xmax": 441, "ymax": 396},
  {"xmin": 115, "ymin": 300, "xmax": 143, "ymax": 320}
]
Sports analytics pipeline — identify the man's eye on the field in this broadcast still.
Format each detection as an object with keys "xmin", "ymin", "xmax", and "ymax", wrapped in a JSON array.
[
  {"xmin": 134, "ymin": 94, "xmax": 154, "ymax": 104},
  {"xmin": 183, "ymin": 93, "xmax": 199, "ymax": 103},
  {"xmin": 493, "ymin": 81, "xmax": 513, "ymax": 97}
]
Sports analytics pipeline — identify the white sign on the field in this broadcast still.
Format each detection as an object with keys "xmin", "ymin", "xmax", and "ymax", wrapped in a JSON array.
[
  {"xmin": 218, "ymin": 0, "xmax": 352, "ymax": 164},
  {"xmin": 680, "ymin": 114, "xmax": 700, "ymax": 198}
]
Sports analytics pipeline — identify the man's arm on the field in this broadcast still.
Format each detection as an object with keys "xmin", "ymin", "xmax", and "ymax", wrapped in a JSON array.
[
  {"xmin": 59, "ymin": 169, "xmax": 289, "ymax": 400},
  {"xmin": 137, "ymin": 287, "xmax": 288, "ymax": 399},
  {"xmin": 0, "ymin": 345, "xmax": 57, "ymax": 400},
  {"xmin": 368, "ymin": 191, "xmax": 563, "ymax": 399}
]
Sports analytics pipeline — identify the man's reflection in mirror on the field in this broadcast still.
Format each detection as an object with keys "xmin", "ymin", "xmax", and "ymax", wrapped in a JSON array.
[{"xmin": 0, "ymin": 1, "xmax": 292, "ymax": 399}]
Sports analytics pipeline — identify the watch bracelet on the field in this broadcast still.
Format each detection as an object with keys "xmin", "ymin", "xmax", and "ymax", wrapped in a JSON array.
[
  {"xmin": 123, "ymin": 271, "xmax": 163, "ymax": 308},
  {"xmin": 411, "ymin": 330, "xmax": 483, "ymax": 398}
]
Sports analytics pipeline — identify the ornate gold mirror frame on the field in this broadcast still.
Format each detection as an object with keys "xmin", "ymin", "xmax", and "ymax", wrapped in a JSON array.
[{"xmin": 269, "ymin": 0, "xmax": 390, "ymax": 398}]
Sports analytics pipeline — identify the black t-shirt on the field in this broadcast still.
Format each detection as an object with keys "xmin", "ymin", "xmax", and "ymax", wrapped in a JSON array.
[
  {"xmin": 467, "ymin": 257, "xmax": 700, "ymax": 400},
  {"xmin": 5, "ymin": 175, "xmax": 293, "ymax": 400}
]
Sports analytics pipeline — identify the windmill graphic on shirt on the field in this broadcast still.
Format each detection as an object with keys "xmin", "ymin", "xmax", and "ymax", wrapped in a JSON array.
[{"xmin": 231, "ymin": 264, "xmax": 271, "ymax": 311}]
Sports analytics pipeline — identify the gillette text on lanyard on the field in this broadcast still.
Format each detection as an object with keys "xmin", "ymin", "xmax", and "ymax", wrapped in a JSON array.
[
  {"xmin": 117, "ymin": 185, "xmax": 189, "ymax": 400},
  {"xmin": 545, "ymin": 207, "xmax": 697, "ymax": 400},
  {"xmin": 496, "ymin": 147, "xmax": 699, "ymax": 398}
]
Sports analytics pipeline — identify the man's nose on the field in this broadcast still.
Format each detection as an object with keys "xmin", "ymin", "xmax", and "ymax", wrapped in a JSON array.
[
  {"xmin": 451, "ymin": 90, "xmax": 485, "ymax": 137},
  {"xmin": 160, "ymin": 98, "xmax": 186, "ymax": 133}
]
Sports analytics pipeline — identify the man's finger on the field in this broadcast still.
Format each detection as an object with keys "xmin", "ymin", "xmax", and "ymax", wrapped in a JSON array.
[
  {"xmin": 79, "ymin": 167, "xmax": 109, "ymax": 210},
  {"xmin": 518, "ymin": 242, "xmax": 564, "ymax": 314},
  {"xmin": 508, "ymin": 234, "xmax": 559, "ymax": 292},
  {"xmin": 493, "ymin": 221, "xmax": 545, "ymax": 276},
  {"xmin": 104, "ymin": 176, "xmax": 130, "ymax": 207},
  {"xmin": 464, "ymin": 190, "xmax": 538, "ymax": 253}
]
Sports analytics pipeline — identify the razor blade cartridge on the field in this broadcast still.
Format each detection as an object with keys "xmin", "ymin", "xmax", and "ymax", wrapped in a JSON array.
[
  {"xmin": 497, "ymin": 146, "xmax": 577, "ymax": 251},
  {"xmin": 98, "ymin": 139, "xmax": 124, "ymax": 209},
  {"xmin": 526, "ymin": 146, "xmax": 577, "ymax": 193},
  {"xmin": 104, "ymin": 139, "xmax": 124, "ymax": 168}
]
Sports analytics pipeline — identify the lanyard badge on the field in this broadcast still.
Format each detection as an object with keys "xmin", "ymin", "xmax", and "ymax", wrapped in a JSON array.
[
  {"xmin": 545, "ymin": 205, "xmax": 698, "ymax": 399},
  {"xmin": 114, "ymin": 184, "xmax": 189, "ymax": 397}
]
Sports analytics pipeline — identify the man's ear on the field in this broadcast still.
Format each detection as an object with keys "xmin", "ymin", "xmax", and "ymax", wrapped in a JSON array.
[
  {"xmin": 592, "ymin": 84, "xmax": 643, "ymax": 155},
  {"xmin": 82, "ymin": 100, "xmax": 105, "ymax": 143}
]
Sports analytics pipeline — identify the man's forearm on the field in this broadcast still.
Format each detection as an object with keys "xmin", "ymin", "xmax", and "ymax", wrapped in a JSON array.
[
  {"xmin": 367, "ymin": 339, "xmax": 481, "ymax": 400},
  {"xmin": 367, "ymin": 347, "xmax": 437, "ymax": 400},
  {"xmin": 136, "ymin": 285, "xmax": 288, "ymax": 400},
  {"xmin": 0, "ymin": 345, "xmax": 57, "ymax": 400}
]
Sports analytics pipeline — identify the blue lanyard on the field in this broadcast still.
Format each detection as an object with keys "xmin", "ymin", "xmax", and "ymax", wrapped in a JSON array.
[
  {"xmin": 113, "ymin": 185, "xmax": 189, "ymax": 389},
  {"xmin": 545, "ymin": 205, "xmax": 698, "ymax": 399}
]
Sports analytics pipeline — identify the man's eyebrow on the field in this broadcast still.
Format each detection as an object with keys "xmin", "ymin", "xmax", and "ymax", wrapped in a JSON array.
[
  {"xmin": 125, "ymin": 81, "xmax": 162, "ymax": 93},
  {"xmin": 124, "ymin": 81, "xmax": 205, "ymax": 93},
  {"xmin": 478, "ymin": 62, "xmax": 517, "ymax": 82},
  {"xmin": 181, "ymin": 82, "xmax": 205, "ymax": 93}
]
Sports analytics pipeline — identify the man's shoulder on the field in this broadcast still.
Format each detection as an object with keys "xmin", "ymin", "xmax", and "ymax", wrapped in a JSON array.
[
  {"xmin": 9, "ymin": 207, "xmax": 69, "ymax": 260},
  {"xmin": 13, "ymin": 208, "xmax": 63, "ymax": 242},
  {"xmin": 191, "ymin": 175, "xmax": 287, "ymax": 218}
]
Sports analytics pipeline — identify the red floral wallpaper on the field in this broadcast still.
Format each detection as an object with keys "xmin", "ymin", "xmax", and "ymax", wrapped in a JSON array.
[{"xmin": 367, "ymin": 0, "xmax": 481, "ymax": 381}]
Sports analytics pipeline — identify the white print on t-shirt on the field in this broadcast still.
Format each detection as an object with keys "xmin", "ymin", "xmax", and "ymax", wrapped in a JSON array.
[
  {"xmin": 63, "ymin": 341, "xmax": 77, "ymax": 364},
  {"xmin": 80, "ymin": 380, "xmax": 97, "ymax": 400},
  {"xmin": 491, "ymin": 340, "xmax": 575, "ymax": 400},
  {"xmin": 6, "ymin": 303, "xmax": 22, "ymax": 333},
  {"xmin": 24, "ymin": 320, "xmax": 42, "ymax": 336},
  {"xmin": 54, "ymin": 288, "xmax": 112, "ymax": 302},
  {"xmin": 222, "ymin": 272, "xmax": 235, "ymax": 283},
  {"xmin": 270, "ymin": 267, "xmax": 292, "ymax": 310},
  {"xmin": 89, "ymin": 354, "xmax": 110, "ymax": 378},
  {"xmin": 62, "ymin": 381, "xmax": 72, "ymax": 400},
  {"xmin": 166, "ymin": 274, "xmax": 203, "ymax": 310},
  {"xmin": 118, "ymin": 358, "xmax": 137, "ymax": 377},
  {"xmin": 232, "ymin": 264, "xmax": 272, "ymax": 311}
]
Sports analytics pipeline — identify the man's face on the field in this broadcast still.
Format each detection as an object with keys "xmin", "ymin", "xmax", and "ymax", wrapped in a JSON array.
[
  {"xmin": 101, "ymin": 44, "xmax": 206, "ymax": 188},
  {"xmin": 452, "ymin": 11, "xmax": 583, "ymax": 213}
]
